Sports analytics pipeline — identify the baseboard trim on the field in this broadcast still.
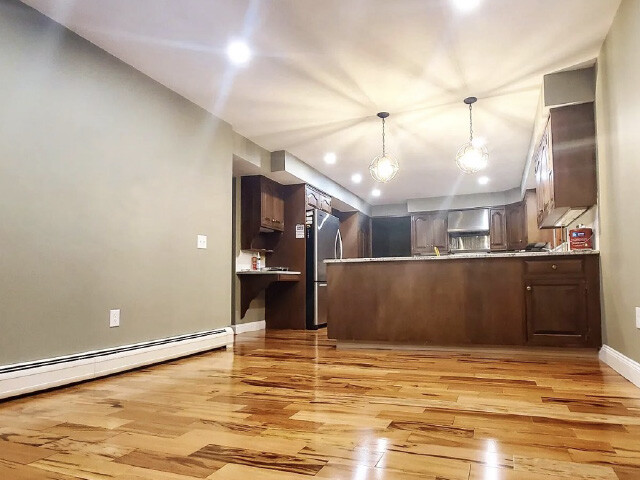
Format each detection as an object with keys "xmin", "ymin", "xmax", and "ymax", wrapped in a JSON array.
[
  {"xmin": 232, "ymin": 320, "xmax": 266, "ymax": 334},
  {"xmin": 0, "ymin": 327, "xmax": 234, "ymax": 400},
  {"xmin": 599, "ymin": 344, "xmax": 640, "ymax": 388}
]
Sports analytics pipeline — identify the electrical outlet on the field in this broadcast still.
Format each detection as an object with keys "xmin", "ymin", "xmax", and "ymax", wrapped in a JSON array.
[
  {"xmin": 636, "ymin": 307, "xmax": 640, "ymax": 329},
  {"xmin": 197, "ymin": 235, "xmax": 207, "ymax": 249},
  {"xmin": 109, "ymin": 309, "xmax": 120, "ymax": 328}
]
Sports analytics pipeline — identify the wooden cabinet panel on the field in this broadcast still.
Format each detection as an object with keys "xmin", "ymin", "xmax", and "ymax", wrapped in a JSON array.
[
  {"xmin": 305, "ymin": 185, "xmax": 331, "ymax": 213},
  {"xmin": 241, "ymin": 176, "xmax": 284, "ymax": 251},
  {"xmin": 489, "ymin": 207, "xmax": 507, "ymax": 251},
  {"xmin": 338, "ymin": 212, "xmax": 371, "ymax": 259},
  {"xmin": 411, "ymin": 213, "xmax": 448, "ymax": 255},
  {"xmin": 535, "ymin": 103, "xmax": 597, "ymax": 228},
  {"xmin": 326, "ymin": 253, "xmax": 601, "ymax": 348},
  {"xmin": 506, "ymin": 202, "xmax": 527, "ymax": 251},
  {"xmin": 525, "ymin": 259, "xmax": 583, "ymax": 275},
  {"xmin": 306, "ymin": 187, "xmax": 320, "ymax": 210},
  {"xmin": 260, "ymin": 179, "xmax": 284, "ymax": 231},
  {"xmin": 526, "ymin": 279, "xmax": 588, "ymax": 346},
  {"xmin": 319, "ymin": 195, "xmax": 332, "ymax": 213}
]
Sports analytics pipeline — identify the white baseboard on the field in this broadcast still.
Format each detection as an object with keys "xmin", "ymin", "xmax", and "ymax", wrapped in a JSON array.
[
  {"xmin": 0, "ymin": 328, "xmax": 234, "ymax": 400},
  {"xmin": 599, "ymin": 344, "xmax": 640, "ymax": 388},
  {"xmin": 232, "ymin": 320, "xmax": 266, "ymax": 334}
]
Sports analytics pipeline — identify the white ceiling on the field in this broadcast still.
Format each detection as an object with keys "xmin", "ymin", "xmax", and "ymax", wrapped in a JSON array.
[{"xmin": 23, "ymin": 0, "xmax": 620, "ymax": 205}]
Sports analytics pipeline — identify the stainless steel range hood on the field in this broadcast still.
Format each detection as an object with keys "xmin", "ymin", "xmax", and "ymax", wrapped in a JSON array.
[{"xmin": 447, "ymin": 209, "xmax": 490, "ymax": 233}]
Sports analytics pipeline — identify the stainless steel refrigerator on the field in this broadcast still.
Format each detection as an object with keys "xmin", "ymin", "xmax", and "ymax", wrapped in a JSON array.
[{"xmin": 306, "ymin": 209, "xmax": 342, "ymax": 329}]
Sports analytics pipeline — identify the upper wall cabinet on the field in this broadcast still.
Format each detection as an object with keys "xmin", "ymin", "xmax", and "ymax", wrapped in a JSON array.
[
  {"xmin": 411, "ymin": 212, "xmax": 448, "ymax": 255},
  {"xmin": 241, "ymin": 176, "xmax": 284, "ymax": 251},
  {"xmin": 535, "ymin": 102, "xmax": 597, "ymax": 228},
  {"xmin": 305, "ymin": 185, "xmax": 332, "ymax": 213},
  {"xmin": 506, "ymin": 201, "xmax": 527, "ymax": 251},
  {"xmin": 489, "ymin": 207, "xmax": 507, "ymax": 251}
]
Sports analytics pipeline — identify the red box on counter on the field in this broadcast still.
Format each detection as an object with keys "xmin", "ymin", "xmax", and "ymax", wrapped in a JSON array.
[{"xmin": 569, "ymin": 228, "xmax": 593, "ymax": 250}]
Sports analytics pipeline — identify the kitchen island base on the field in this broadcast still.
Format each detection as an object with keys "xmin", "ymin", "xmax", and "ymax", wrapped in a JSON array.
[{"xmin": 326, "ymin": 252, "xmax": 601, "ymax": 348}]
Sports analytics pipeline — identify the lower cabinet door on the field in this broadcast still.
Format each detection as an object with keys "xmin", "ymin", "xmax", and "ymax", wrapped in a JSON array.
[{"xmin": 525, "ymin": 279, "xmax": 588, "ymax": 346}]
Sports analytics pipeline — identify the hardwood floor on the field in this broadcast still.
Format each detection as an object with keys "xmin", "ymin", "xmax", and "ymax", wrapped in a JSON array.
[{"xmin": 1, "ymin": 329, "xmax": 639, "ymax": 479}]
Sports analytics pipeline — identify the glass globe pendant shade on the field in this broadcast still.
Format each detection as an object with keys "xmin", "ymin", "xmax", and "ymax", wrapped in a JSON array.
[
  {"xmin": 369, "ymin": 154, "xmax": 399, "ymax": 183},
  {"xmin": 456, "ymin": 141, "xmax": 488, "ymax": 174}
]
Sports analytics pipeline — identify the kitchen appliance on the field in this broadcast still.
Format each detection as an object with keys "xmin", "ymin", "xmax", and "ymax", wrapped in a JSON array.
[
  {"xmin": 569, "ymin": 227, "xmax": 593, "ymax": 250},
  {"xmin": 449, "ymin": 235, "xmax": 490, "ymax": 252},
  {"xmin": 525, "ymin": 242, "xmax": 549, "ymax": 252},
  {"xmin": 306, "ymin": 209, "xmax": 342, "ymax": 329},
  {"xmin": 447, "ymin": 209, "xmax": 490, "ymax": 253}
]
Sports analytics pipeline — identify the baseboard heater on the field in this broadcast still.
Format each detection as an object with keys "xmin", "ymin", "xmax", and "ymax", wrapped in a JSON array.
[{"xmin": 0, "ymin": 327, "xmax": 234, "ymax": 401}]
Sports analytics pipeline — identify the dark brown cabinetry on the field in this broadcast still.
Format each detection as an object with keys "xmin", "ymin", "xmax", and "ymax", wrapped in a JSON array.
[
  {"xmin": 506, "ymin": 201, "xmax": 527, "ymax": 251},
  {"xmin": 489, "ymin": 207, "xmax": 507, "ymax": 251},
  {"xmin": 339, "ymin": 212, "xmax": 371, "ymax": 258},
  {"xmin": 305, "ymin": 185, "xmax": 331, "ymax": 213},
  {"xmin": 534, "ymin": 102, "xmax": 597, "ymax": 228},
  {"xmin": 524, "ymin": 258, "xmax": 598, "ymax": 347},
  {"xmin": 326, "ymin": 253, "xmax": 601, "ymax": 348},
  {"xmin": 261, "ymin": 179, "xmax": 285, "ymax": 231},
  {"xmin": 411, "ymin": 212, "xmax": 448, "ymax": 255},
  {"xmin": 241, "ymin": 176, "xmax": 284, "ymax": 250}
]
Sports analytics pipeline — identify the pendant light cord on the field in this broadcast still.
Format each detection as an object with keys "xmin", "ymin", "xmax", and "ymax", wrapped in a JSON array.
[
  {"xmin": 382, "ymin": 117, "xmax": 386, "ymax": 156},
  {"xmin": 469, "ymin": 103, "xmax": 474, "ymax": 142}
]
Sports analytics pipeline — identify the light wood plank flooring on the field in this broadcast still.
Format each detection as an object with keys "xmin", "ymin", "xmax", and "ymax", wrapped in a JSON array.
[{"xmin": 1, "ymin": 330, "xmax": 640, "ymax": 479}]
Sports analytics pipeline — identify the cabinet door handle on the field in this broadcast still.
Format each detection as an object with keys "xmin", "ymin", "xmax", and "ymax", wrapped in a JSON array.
[{"xmin": 526, "ymin": 286, "xmax": 532, "ymax": 291}]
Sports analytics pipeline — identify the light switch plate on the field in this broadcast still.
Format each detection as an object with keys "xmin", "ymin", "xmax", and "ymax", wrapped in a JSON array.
[
  {"xmin": 109, "ymin": 309, "xmax": 120, "ymax": 328},
  {"xmin": 197, "ymin": 235, "xmax": 207, "ymax": 249},
  {"xmin": 636, "ymin": 307, "xmax": 640, "ymax": 329}
]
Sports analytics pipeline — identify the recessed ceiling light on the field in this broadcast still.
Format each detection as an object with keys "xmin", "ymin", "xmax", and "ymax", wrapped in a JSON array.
[
  {"xmin": 351, "ymin": 173, "xmax": 362, "ymax": 184},
  {"xmin": 478, "ymin": 176, "xmax": 490, "ymax": 185},
  {"xmin": 324, "ymin": 152, "xmax": 337, "ymax": 164},
  {"xmin": 226, "ymin": 40, "xmax": 252, "ymax": 65},
  {"xmin": 451, "ymin": 0, "xmax": 482, "ymax": 13},
  {"xmin": 371, "ymin": 188, "xmax": 381, "ymax": 197}
]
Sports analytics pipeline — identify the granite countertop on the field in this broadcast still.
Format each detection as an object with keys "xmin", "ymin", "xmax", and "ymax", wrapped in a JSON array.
[
  {"xmin": 236, "ymin": 270, "xmax": 301, "ymax": 275},
  {"xmin": 325, "ymin": 250, "xmax": 599, "ymax": 264}
]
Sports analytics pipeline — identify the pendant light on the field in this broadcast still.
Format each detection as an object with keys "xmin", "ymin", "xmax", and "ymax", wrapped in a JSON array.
[
  {"xmin": 369, "ymin": 112, "xmax": 399, "ymax": 183},
  {"xmin": 456, "ymin": 97, "xmax": 488, "ymax": 174}
]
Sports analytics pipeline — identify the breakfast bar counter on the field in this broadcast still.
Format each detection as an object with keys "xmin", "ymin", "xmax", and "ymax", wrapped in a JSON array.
[{"xmin": 325, "ymin": 251, "xmax": 601, "ymax": 348}]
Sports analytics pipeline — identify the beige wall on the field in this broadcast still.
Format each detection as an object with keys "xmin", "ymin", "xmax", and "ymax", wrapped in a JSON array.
[
  {"xmin": 595, "ymin": 0, "xmax": 640, "ymax": 361},
  {"xmin": 0, "ymin": 1, "xmax": 233, "ymax": 364}
]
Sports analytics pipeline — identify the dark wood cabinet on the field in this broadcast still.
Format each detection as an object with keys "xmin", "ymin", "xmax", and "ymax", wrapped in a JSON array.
[
  {"xmin": 241, "ymin": 176, "xmax": 284, "ymax": 251},
  {"xmin": 534, "ymin": 102, "xmax": 597, "ymax": 228},
  {"xmin": 338, "ymin": 212, "xmax": 371, "ymax": 259},
  {"xmin": 306, "ymin": 186, "xmax": 320, "ymax": 210},
  {"xmin": 326, "ymin": 253, "xmax": 601, "ymax": 348},
  {"xmin": 261, "ymin": 179, "xmax": 284, "ymax": 231},
  {"xmin": 305, "ymin": 185, "xmax": 331, "ymax": 213},
  {"xmin": 506, "ymin": 201, "xmax": 527, "ymax": 251},
  {"xmin": 357, "ymin": 218, "xmax": 371, "ymax": 258},
  {"xmin": 411, "ymin": 212, "xmax": 448, "ymax": 255},
  {"xmin": 489, "ymin": 207, "xmax": 507, "ymax": 251},
  {"xmin": 524, "ymin": 256, "xmax": 598, "ymax": 347},
  {"xmin": 526, "ymin": 279, "xmax": 588, "ymax": 346}
]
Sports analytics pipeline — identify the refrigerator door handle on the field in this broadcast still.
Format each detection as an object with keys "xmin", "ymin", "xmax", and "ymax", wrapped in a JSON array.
[{"xmin": 335, "ymin": 230, "xmax": 343, "ymax": 260}]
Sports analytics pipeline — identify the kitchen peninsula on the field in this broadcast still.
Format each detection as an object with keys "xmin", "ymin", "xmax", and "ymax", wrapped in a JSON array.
[{"xmin": 325, "ymin": 250, "xmax": 601, "ymax": 348}]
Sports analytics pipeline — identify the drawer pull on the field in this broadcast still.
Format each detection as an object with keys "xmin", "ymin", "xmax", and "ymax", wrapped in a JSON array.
[
  {"xmin": 526, "ymin": 286, "xmax": 532, "ymax": 291},
  {"xmin": 551, "ymin": 264, "xmax": 558, "ymax": 270}
]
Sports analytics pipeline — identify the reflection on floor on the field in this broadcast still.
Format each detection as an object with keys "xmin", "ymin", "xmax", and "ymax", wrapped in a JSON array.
[{"xmin": 0, "ymin": 329, "xmax": 638, "ymax": 479}]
